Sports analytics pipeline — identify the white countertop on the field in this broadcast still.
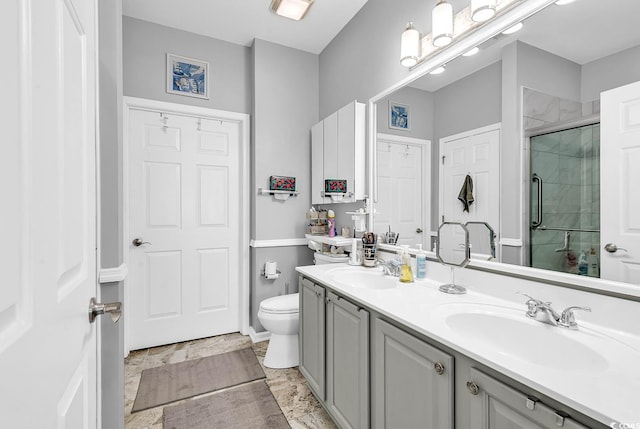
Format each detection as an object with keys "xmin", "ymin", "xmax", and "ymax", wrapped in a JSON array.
[{"xmin": 296, "ymin": 263, "xmax": 640, "ymax": 426}]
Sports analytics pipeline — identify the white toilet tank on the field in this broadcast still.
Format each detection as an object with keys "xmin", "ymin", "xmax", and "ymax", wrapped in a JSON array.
[{"xmin": 314, "ymin": 252, "xmax": 349, "ymax": 265}]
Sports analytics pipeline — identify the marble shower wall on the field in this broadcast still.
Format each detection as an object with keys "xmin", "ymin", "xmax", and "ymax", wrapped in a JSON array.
[{"xmin": 525, "ymin": 88, "xmax": 600, "ymax": 275}]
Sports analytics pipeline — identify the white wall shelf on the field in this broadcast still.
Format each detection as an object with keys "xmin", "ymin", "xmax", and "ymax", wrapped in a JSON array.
[{"xmin": 305, "ymin": 234, "xmax": 353, "ymax": 248}]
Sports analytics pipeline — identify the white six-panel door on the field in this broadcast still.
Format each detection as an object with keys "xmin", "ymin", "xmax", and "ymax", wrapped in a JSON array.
[
  {"xmin": 601, "ymin": 81, "xmax": 640, "ymax": 284},
  {"xmin": 127, "ymin": 104, "xmax": 242, "ymax": 350},
  {"xmin": 440, "ymin": 124, "xmax": 500, "ymax": 258},
  {"xmin": 375, "ymin": 134, "xmax": 431, "ymax": 249},
  {"xmin": 0, "ymin": 0, "xmax": 98, "ymax": 426}
]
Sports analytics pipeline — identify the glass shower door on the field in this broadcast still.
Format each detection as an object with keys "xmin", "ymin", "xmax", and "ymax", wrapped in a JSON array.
[{"xmin": 530, "ymin": 123, "xmax": 600, "ymax": 277}]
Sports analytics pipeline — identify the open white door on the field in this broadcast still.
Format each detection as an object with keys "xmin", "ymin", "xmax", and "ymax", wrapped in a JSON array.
[
  {"xmin": 601, "ymin": 81, "xmax": 640, "ymax": 284},
  {"xmin": 0, "ymin": 0, "xmax": 99, "ymax": 427}
]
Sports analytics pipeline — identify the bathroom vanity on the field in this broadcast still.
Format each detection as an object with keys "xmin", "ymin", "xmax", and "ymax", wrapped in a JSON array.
[{"xmin": 297, "ymin": 262, "xmax": 640, "ymax": 429}]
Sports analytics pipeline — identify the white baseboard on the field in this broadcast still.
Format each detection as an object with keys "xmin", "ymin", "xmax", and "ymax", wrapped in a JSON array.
[{"xmin": 249, "ymin": 326, "xmax": 271, "ymax": 343}]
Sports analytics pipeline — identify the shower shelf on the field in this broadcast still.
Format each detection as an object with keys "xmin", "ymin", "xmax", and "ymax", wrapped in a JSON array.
[{"xmin": 534, "ymin": 226, "xmax": 600, "ymax": 233}]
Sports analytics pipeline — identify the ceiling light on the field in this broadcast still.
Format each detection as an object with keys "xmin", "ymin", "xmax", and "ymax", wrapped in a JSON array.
[
  {"xmin": 430, "ymin": 65, "xmax": 446, "ymax": 75},
  {"xmin": 502, "ymin": 22, "xmax": 523, "ymax": 35},
  {"xmin": 471, "ymin": 0, "xmax": 496, "ymax": 22},
  {"xmin": 462, "ymin": 47, "xmax": 480, "ymax": 56},
  {"xmin": 432, "ymin": 0, "xmax": 454, "ymax": 47},
  {"xmin": 400, "ymin": 22, "xmax": 421, "ymax": 68},
  {"xmin": 555, "ymin": 0, "xmax": 577, "ymax": 4},
  {"xmin": 270, "ymin": 0, "xmax": 315, "ymax": 21}
]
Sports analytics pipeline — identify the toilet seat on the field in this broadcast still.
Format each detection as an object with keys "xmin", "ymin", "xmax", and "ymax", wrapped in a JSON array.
[{"xmin": 259, "ymin": 293, "xmax": 299, "ymax": 315}]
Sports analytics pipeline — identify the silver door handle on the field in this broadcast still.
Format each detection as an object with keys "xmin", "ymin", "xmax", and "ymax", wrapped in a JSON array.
[
  {"xmin": 532, "ymin": 174, "xmax": 543, "ymax": 228},
  {"xmin": 132, "ymin": 238, "xmax": 151, "ymax": 247},
  {"xmin": 416, "ymin": 228, "xmax": 423, "ymax": 233},
  {"xmin": 604, "ymin": 243, "xmax": 627, "ymax": 253},
  {"xmin": 88, "ymin": 297, "xmax": 121, "ymax": 323}
]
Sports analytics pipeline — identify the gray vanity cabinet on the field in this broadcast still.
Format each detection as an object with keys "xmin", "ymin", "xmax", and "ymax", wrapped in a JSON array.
[
  {"xmin": 299, "ymin": 278, "xmax": 326, "ymax": 399},
  {"xmin": 372, "ymin": 318, "xmax": 454, "ymax": 429},
  {"xmin": 326, "ymin": 291, "xmax": 369, "ymax": 429},
  {"xmin": 467, "ymin": 368, "xmax": 588, "ymax": 429}
]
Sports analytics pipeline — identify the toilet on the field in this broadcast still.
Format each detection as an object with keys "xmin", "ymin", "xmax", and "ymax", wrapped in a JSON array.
[
  {"xmin": 258, "ymin": 253, "xmax": 347, "ymax": 369},
  {"xmin": 258, "ymin": 293, "xmax": 300, "ymax": 368}
]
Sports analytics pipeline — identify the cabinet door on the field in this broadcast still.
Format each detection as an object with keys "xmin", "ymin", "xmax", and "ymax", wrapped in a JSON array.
[
  {"xmin": 311, "ymin": 120, "xmax": 325, "ymax": 205},
  {"xmin": 299, "ymin": 278, "xmax": 325, "ymax": 399},
  {"xmin": 468, "ymin": 368, "xmax": 589, "ymax": 429},
  {"xmin": 337, "ymin": 101, "xmax": 366, "ymax": 203},
  {"xmin": 323, "ymin": 111, "xmax": 339, "ymax": 184},
  {"xmin": 372, "ymin": 318, "xmax": 454, "ymax": 429},
  {"xmin": 326, "ymin": 291, "xmax": 369, "ymax": 429}
]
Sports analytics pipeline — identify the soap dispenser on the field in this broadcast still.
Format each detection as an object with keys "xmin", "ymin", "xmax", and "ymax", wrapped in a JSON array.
[
  {"xmin": 399, "ymin": 245, "xmax": 414, "ymax": 283},
  {"xmin": 416, "ymin": 244, "xmax": 427, "ymax": 280}
]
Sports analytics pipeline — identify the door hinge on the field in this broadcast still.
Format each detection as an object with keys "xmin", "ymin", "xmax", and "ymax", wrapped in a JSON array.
[
  {"xmin": 442, "ymin": 155, "xmax": 445, "ymax": 164},
  {"xmin": 442, "ymin": 215, "xmax": 445, "ymax": 223}
]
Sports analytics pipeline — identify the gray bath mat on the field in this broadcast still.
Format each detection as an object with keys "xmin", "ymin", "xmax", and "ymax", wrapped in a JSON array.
[
  {"xmin": 163, "ymin": 380, "xmax": 290, "ymax": 429},
  {"xmin": 132, "ymin": 348, "xmax": 265, "ymax": 412}
]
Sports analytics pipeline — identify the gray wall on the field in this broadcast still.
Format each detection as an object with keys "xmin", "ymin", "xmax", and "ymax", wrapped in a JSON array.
[
  {"xmin": 581, "ymin": 45, "xmax": 640, "ymax": 102},
  {"xmin": 377, "ymin": 86, "xmax": 434, "ymax": 140},
  {"xmin": 319, "ymin": 0, "xmax": 430, "ymax": 117},
  {"xmin": 123, "ymin": 17, "xmax": 251, "ymax": 114},
  {"xmin": 250, "ymin": 39, "xmax": 318, "ymax": 332},
  {"xmin": 99, "ymin": 0, "xmax": 124, "ymax": 428}
]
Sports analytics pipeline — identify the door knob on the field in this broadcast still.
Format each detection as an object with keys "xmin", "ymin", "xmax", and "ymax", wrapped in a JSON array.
[
  {"xmin": 132, "ymin": 238, "xmax": 151, "ymax": 247},
  {"xmin": 604, "ymin": 243, "xmax": 627, "ymax": 253},
  {"xmin": 416, "ymin": 228, "xmax": 423, "ymax": 233},
  {"xmin": 88, "ymin": 297, "xmax": 122, "ymax": 323}
]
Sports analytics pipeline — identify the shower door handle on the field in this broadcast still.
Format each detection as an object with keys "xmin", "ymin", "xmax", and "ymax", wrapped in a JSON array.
[{"xmin": 532, "ymin": 174, "xmax": 543, "ymax": 228}]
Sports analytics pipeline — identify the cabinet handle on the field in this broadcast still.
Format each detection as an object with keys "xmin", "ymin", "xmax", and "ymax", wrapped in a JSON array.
[
  {"xmin": 434, "ymin": 362, "xmax": 445, "ymax": 375},
  {"xmin": 467, "ymin": 381, "xmax": 480, "ymax": 395}
]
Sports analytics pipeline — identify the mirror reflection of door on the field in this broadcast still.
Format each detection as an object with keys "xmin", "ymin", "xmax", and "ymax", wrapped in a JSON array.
[
  {"xmin": 374, "ymin": 134, "xmax": 431, "ymax": 249},
  {"xmin": 439, "ymin": 124, "xmax": 500, "ymax": 259}
]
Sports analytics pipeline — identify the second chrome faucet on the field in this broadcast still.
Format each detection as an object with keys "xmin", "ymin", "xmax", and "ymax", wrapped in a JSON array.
[{"xmin": 517, "ymin": 292, "xmax": 591, "ymax": 329}]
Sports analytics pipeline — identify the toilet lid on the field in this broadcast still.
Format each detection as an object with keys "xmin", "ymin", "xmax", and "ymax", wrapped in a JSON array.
[{"xmin": 259, "ymin": 293, "xmax": 299, "ymax": 314}]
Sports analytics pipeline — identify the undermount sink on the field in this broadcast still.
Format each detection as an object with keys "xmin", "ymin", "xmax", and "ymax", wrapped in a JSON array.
[
  {"xmin": 327, "ymin": 267, "xmax": 398, "ymax": 289},
  {"xmin": 432, "ymin": 303, "xmax": 610, "ymax": 371}
]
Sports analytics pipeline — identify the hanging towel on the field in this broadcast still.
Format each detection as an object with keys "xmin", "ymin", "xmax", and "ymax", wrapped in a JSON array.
[{"xmin": 458, "ymin": 174, "xmax": 474, "ymax": 212}]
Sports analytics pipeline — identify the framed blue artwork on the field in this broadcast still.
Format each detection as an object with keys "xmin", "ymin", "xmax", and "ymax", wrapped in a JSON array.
[
  {"xmin": 166, "ymin": 53, "xmax": 209, "ymax": 99},
  {"xmin": 389, "ymin": 101, "xmax": 410, "ymax": 130}
]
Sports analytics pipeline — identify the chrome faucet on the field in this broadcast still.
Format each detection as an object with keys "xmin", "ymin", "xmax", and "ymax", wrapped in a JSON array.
[
  {"xmin": 517, "ymin": 292, "xmax": 591, "ymax": 329},
  {"xmin": 379, "ymin": 258, "xmax": 401, "ymax": 277}
]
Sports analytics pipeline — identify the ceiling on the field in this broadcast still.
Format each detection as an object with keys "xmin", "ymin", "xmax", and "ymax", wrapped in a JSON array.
[
  {"xmin": 123, "ymin": 0, "xmax": 369, "ymax": 55},
  {"xmin": 411, "ymin": 0, "xmax": 640, "ymax": 92}
]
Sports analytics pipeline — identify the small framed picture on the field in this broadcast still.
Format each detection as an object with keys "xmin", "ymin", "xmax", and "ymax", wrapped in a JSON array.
[
  {"xmin": 166, "ymin": 53, "xmax": 209, "ymax": 99},
  {"xmin": 389, "ymin": 101, "xmax": 410, "ymax": 130}
]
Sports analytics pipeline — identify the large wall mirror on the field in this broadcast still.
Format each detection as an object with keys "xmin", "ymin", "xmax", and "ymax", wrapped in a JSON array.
[{"xmin": 369, "ymin": 0, "xmax": 640, "ymax": 294}]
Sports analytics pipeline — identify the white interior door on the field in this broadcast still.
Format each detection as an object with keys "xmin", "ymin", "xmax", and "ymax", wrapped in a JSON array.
[
  {"xmin": 440, "ymin": 125, "xmax": 500, "ymax": 255},
  {"xmin": 375, "ymin": 134, "xmax": 431, "ymax": 248},
  {"xmin": 601, "ymin": 81, "xmax": 640, "ymax": 284},
  {"xmin": 128, "ymin": 106, "xmax": 241, "ymax": 350},
  {"xmin": 0, "ymin": 0, "xmax": 98, "ymax": 426}
]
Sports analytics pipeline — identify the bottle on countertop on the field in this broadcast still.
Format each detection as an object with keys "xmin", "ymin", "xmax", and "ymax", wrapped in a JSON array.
[
  {"xmin": 399, "ymin": 245, "xmax": 414, "ymax": 283},
  {"xmin": 327, "ymin": 210, "xmax": 336, "ymax": 237},
  {"xmin": 577, "ymin": 251, "xmax": 588, "ymax": 276},
  {"xmin": 587, "ymin": 247, "xmax": 599, "ymax": 277},
  {"xmin": 416, "ymin": 244, "xmax": 427, "ymax": 280}
]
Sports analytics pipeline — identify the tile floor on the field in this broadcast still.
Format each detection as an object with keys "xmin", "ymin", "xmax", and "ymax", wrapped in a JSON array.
[{"xmin": 125, "ymin": 333, "xmax": 337, "ymax": 428}]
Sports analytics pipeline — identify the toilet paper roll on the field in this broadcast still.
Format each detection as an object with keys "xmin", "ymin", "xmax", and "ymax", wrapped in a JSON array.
[
  {"xmin": 265, "ymin": 261, "xmax": 277, "ymax": 276},
  {"xmin": 265, "ymin": 272, "xmax": 280, "ymax": 280}
]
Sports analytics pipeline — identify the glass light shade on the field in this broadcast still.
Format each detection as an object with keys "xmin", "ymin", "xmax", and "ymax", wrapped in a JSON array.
[
  {"xmin": 502, "ymin": 22, "xmax": 523, "ymax": 34},
  {"xmin": 471, "ymin": 0, "xmax": 496, "ymax": 22},
  {"xmin": 432, "ymin": 1, "xmax": 453, "ymax": 47},
  {"xmin": 462, "ymin": 46, "xmax": 480, "ymax": 56},
  {"xmin": 400, "ymin": 22, "xmax": 421, "ymax": 67}
]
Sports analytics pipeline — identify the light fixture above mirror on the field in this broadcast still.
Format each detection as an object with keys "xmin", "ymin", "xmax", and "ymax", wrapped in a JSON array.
[{"xmin": 400, "ymin": 0, "xmax": 521, "ymax": 69}]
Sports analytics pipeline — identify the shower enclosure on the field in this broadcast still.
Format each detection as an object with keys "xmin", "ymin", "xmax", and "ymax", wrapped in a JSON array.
[{"xmin": 529, "ymin": 122, "xmax": 600, "ymax": 277}]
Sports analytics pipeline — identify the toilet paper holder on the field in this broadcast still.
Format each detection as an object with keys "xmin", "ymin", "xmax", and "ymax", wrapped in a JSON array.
[{"xmin": 262, "ymin": 261, "xmax": 281, "ymax": 280}]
